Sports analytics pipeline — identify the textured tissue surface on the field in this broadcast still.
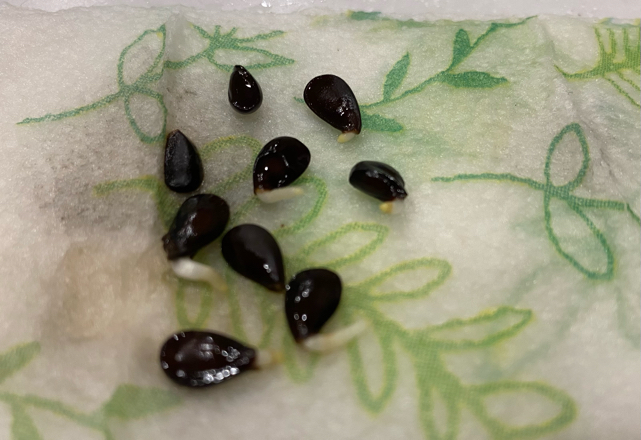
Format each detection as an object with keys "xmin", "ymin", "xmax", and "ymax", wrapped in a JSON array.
[{"xmin": 0, "ymin": 5, "xmax": 639, "ymax": 440}]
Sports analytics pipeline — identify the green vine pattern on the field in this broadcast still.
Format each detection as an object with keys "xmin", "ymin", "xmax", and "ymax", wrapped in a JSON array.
[
  {"xmin": 221, "ymin": 219, "xmax": 577, "ymax": 439},
  {"xmin": 10, "ymin": 15, "xmax": 620, "ymax": 439},
  {"xmin": 96, "ymin": 132, "xmax": 576, "ymax": 439},
  {"xmin": 19, "ymin": 25, "xmax": 168, "ymax": 144},
  {"xmin": 474, "ymin": 262, "xmax": 640, "ymax": 391},
  {"xmin": 433, "ymin": 123, "xmax": 640, "ymax": 280},
  {"xmin": 556, "ymin": 24, "xmax": 641, "ymax": 108},
  {"xmin": 94, "ymin": 134, "xmax": 264, "ymax": 228},
  {"xmin": 95, "ymin": 132, "xmax": 577, "ymax": 439},
  {"xmin": 297, "ymin": 17, "xmax": 532, "ymax": 133},
  {"xmin": 280, "ymin": 223, "xmax": 575, "ymax": 440},
  {"xmin": 0, "ymin": 342, "xmax": 180, "ymax": 440},
  {"xmin": 95, "ymin": 134, "xmax": 328, "ymax": 332},
  {"xmin": 17, "ymin": 24, "xmax": 293, "ymax": 144},
  {"xmin": 348, "ymin": 10, "xmax": 439, "ymax": 29},
  {"xmin": 164, "ymin": 24, "xmax": 294, "ymax": 72}
]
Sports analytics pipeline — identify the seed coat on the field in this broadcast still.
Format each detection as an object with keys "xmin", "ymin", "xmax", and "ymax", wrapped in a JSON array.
[
  {"xmin": 254, "ymin": 136, "xmax": 310, "ymax": 195},
  {"xmin": 304, "ymin": 75, "xmax": 361, "ymax": 140},
  {"xmin": 228, "ymin": 65, "xmax": 263, "ymax": 114},
  {"xmin": 349, "ymin": 161, "xmax": 408, "ymax": 202},
  {"xmin": 221, "ymin": 224, "xmax": 285, "ymax": 292},
  {"xmin": 162, "ymin": 194, "xmax": 230, "ymax": 260},
  {"xmin": 164, "ymin": 130, "xmax": 204, "ymax": 193},
  {"xmin": 285, "ymin": 268, "xmax": 342, "ymax": 342},
  {"xmin": 160, "ymin": 330, "xmax": 256, "ymax": 387}
]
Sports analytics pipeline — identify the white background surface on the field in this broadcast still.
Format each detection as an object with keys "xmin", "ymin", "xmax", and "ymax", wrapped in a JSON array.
[
  {"xmin": 4, "ymin": 0, "xmax": 641, "ymax": 19},
  {"xmin": 0, "ymin": 3, "xmax": 638, "ymax": 440}
]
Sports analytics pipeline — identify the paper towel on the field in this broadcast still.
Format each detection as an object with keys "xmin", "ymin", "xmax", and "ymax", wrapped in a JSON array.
[{"xmin": 0, "ymin": 5, "xmax": 638, "ymax": 439}]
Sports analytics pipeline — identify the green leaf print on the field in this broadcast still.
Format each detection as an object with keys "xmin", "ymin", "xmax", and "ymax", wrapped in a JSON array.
[
  {"xmin": 18, "ymin": 23, "xmax": 295, "ymax": 144},
  {"xmin": 0, "ymin": 342, "xmax": 40, "ymax": 385},
  {"xmin": 428, "ymin": 307, "xmax": 532, "ymax": 350},
  {"xmin": 92, "ymin": 113, "xmax": 579, "ymax": 437},
  {"xmin": 19, "ymin": 25, "xmax": 169, "ymax": 144},
  {"xmin": 557, "ymin": 25, "xmax": 640, "ymax": 108},
  {"xmin": 450, "ymin": 29, "xmax": 472, "ymax": 69},
  {"xmin": 383, "ymin": 52, "xmax": 410, "ymax": 100},
  {"xmin": 0, "ymin": 341, "xmax": 180, "ymax": 440},
  {"xmin": 438, "ymin": 71, "xmax": 508, "ymax": 88},
  {"xmin": 433, "ymin": 123, "xmax": 640, "ymax": 280},
  {"xmin": 165, "ymin": 25, "xmax": 294, "ymax": 72},
  {"xmin": 295, "ymin": 17, "xmax": 532, "ymax": 134},
  {"xmin": 11, "ymin": 405, "xmax": 42, "ymax": 440},
  {"xmin": 102, "ymin": 385, "xmax": 181, "ymax": 420},
  {"xmin": 6, "ymin": 12, "xmax": 595, "ymax": 439},
  {"xmin": 357, "ymin": 18, "xmax": 531, "ymax": 133},
  {"xmin": 361, "ymin": 112, "xmax": 403, "ymax": 132}
]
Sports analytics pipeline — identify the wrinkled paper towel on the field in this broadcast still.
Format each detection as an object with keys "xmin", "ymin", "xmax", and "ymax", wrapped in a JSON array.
[{"xmin": 0, "ymin": 4, "xmax": 639, "ymax": 440}]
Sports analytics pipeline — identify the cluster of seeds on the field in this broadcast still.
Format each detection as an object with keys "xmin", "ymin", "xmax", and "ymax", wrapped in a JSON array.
[{"xmin": 160, "ymin": 66, "xmax": 408, "ymax": 388}]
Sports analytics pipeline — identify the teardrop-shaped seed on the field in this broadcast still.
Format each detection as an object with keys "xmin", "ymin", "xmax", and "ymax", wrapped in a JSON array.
[
  {"xmin": 228, "ymin": 65, "xmax": 263, "ymax": 114},
  {"xmin": 160, "ymin": 330, "xmax": 256, "ymax": 387},
  {"xmin": 221, "ymin": 224, "xmax": 285, "ymax": 292},
  {"xmin": 303, "ymin": 75, "xmax": 361, "ymax": 140},
  {"xmin": 285, "ymin": 269, "xmax": 342, "ymax": 342},
  {"xmin": 164, "ymin": 130, "xmax": 204, "ymax": 193},
  {"xmin": 349, "ymin": 161, "xmax": 408, "ymax": 202},
  {"xmin": 253, "ymin": 137, "xmax": 311, "ymax": 193},
  {"xmin": 162, "ymin": 194, "xmax": 230, "ymax": 260}
]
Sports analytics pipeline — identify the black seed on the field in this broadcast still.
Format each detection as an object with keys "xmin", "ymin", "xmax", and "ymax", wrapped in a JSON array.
[
  {"xmin": 162, "ymin": 194, "xmax": 230, "ymax": 260},
  {"xmin": 253, "ymin": 137, "xmax": 311, "ymax": 193},
  {"xmin": 285, "ymin": 269, "xmax": 342, "ymax": 342},
  {"xmin": 160, "ymin": 330, "xmax": 256, "ymax": 388},
  {"xmin": 228, "ymin": 65, "xmax": 263, "ymax": 114},
  {"xmin": 164, "ymin": 130, "xmax": 204, "ymax": 193},
  {"xmin": 349, "ymin": 161, "xmax": 408, "ymax": 202},
  {"xmin": 304, "ymin": 74, "xmax": 361, "ymax": 136},
  {"xmin": 221, "ymin": 224, "xmax": 285, "ymax": 292}
]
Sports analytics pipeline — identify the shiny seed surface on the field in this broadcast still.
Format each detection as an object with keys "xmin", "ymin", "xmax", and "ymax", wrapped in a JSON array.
[
  {"xmin": 285, "ymin": 268, "xmax": 342, "ymax": 342},
  {"xmin": 349, "ymin": 161, "xmax": 408, "ymax": 202},
  {"xmin": 228, "ymin": 65, "xmax": 263, "ymax": 114},
  {"xmin": 253, "ymin": 137, "xmax": 310, "ymax": 193},
  {"xmin": 221, "ymin": 224, "xmax": 285, "ymax": 291},
  {"xmin": 164, "ymin": 129, "xmax": 204, "ymax": 193},
  {"xmin": 162, "ymin": 194, "xmax": 230, "ymax": 260},
  {"xmin": 160, "ymin": 330, "xmax": 256, "ymax": 387},
  {"xmin": 303, "ymin": 74, "xmax": 361, "ymax": 135}
]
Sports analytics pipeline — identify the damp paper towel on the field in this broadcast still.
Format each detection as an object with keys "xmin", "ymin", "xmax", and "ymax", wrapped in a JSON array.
[{"xmin": 0, "ymin": 4, "xmax": 639, "ymax": 440}]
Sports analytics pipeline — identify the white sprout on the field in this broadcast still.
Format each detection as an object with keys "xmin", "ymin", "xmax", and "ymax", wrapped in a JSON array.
[
  {"xmin": 170, "ymin": 258, "xmax": 228, "ymax": 292},
  {"xmin": 301, "ymin": 320, "xmax": 368, "ymax": 352},
  {"xmin": 337, "ymin": 131, "xmax": 356, "ymax": 143},
  {"xmin": 256, "ymin": 186, "xmax": 305, "ymax": 203}
]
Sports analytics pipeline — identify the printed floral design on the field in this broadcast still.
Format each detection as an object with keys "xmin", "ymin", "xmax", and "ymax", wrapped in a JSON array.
[
  {"xmin": 297, "ymin": 17, "xmax": 533, "ymax": 133},
  {"xmin": 15, "ymin": 12, "xmax": 640, "ymax": 439},
  {"xmin": 556, "ymin": 23, "xmax": 641, "ymax": 108},
  {"xmin": 0, "ymin": 342, "xmax": 180, "ymax": 440},
  {"xmin": 282, "ymin": 222, "xmax": 576, "ymax": 440},
  {"xmin": 433, "ymin": 123, "xmax": 640, "ymax": 280},
  {"xmin": 164, "ymin": 24, "xmax": 294, "ymax": 72},
  {"xmin": 18, "ymin": 24, "xmax": 293, "ymax": 144},
  {"xmin": 97, "ymin": 133, "xmax": 577, "ymax": 439}
]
